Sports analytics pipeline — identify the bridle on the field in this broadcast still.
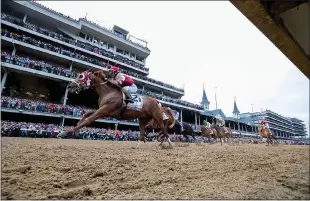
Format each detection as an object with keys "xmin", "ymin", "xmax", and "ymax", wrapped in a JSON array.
[{"xmin": 70, "ymin": 71, "xmax": 108, "ymax": 94}]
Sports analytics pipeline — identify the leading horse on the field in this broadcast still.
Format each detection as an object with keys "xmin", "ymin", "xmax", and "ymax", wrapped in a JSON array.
[{"xmin": 57, "ymin": 70, "xmax": 172, "ymax": 147}]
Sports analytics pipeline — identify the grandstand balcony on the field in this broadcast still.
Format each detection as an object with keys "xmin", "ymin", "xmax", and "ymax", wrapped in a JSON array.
[
  {"xmin": 1, "ymin": 107, "xmax": 139, "ymax": 126},
  {"xmin": 1, "ymin": 33, "xmax": 184, "ymax": 97},
  {"xmin": 1, "ymin": 95, "xmax": 139, "ymax": 127},
  {"xmin": 9, "ymin": 0, "xmax": 150, "ymax": 54},
  {"xmin": 1, "ymin": 15, "xmax": 149, "ymax": 75},
  {"xmin": 1, "ymin": 53, "xmax": 200, "ymax": 111}
]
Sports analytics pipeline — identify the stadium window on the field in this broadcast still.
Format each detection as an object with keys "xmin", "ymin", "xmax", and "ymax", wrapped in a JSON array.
[
  {"xmin": 136, "ymin": 56, "xmax": 144, "ymax": 62},
  {"xmin": 93, "ymin": 37, "xmax": 100, "ymax": 44},
  {"xmin": 108, "ymin": 44, "xmax": 114, "ymax": 50},
  {"xmin": 116, "ymin": 48, "xmax": 124, "ymax": 54},
  {"xmin": 79, "ymin": 32, "xmax": 86, "ymax": 39},
  {"xmin": 86, "ymin": 34, "xmax": 92, "ymax": 42},
  {"xmin": 100, "ymin": 41, "xmax": 107, "ymax": 48}
]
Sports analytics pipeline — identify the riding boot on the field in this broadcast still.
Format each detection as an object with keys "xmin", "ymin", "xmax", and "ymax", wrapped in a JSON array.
[{"xmin": 123, "ymin": 91, "xmax": 134, "ymax": 103}]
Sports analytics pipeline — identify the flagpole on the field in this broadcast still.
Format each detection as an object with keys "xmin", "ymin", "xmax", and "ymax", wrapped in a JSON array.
[{"xmin": 214, "ymin": 86, "xmax": 218, "ymax": 109}]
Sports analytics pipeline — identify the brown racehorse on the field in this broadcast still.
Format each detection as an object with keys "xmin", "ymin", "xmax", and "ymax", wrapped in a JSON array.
[
  {"xmin": 144, "ymin": 106, "xmax": 176, "ymax": 144},
  {"xmin": 258, "ymin": 125, "xmax": 278, "ymax": 145},
  {"xmin": 222, "ymin": 127, "xmax": 233, "ymax": 143},
  {"xmin": 57, "ymin": 70, "xmax": 172, "ymax": 148},
  {"xmin": 145, "ymin": 107, "xmax": 196, "ymax": 144},
  {"xmin": 201, "ymin": 126, "xmax": 218, "ymax": 143},
  {"xmin": 210, "ymin": 123, "xmax": 225, "ymax": 145}
]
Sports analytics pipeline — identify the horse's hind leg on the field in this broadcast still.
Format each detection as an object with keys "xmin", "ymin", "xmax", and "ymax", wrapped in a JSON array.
[
  {"xmin": 137, "ymin": 118, "xmax": 151, "ymax": 148},
  {"xmin": 155, "ymin": 117, "xmax": 172, "ymax": 147}
]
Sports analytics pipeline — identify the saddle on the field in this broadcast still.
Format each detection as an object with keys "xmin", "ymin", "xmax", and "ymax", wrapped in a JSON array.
[{"xmin": 119, "ymin": 92, "xmax": 143, "ymax": 119}]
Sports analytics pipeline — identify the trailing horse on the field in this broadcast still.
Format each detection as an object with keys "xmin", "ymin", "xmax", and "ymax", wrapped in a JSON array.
[
  {"xmin": 58, "ymin": 70, "xmax": 173, "ymax": 148},
  {"xmin": 200, "ymin": 126, "xmax": 218, "ymax": 143},
  {"xmin": 145, "ymin": 107, "xmax": 196, "ymax": 143},
  {"xmin": 144, "ymin": 106, "xmax": 176, "ymax": 144},
  {"xmin": 258, "ymin": 125, "xmax": 278, "ymax": 145}
]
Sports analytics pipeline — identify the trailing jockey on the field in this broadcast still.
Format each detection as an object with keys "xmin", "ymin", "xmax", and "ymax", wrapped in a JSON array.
[
  {"xmin": 108, "ymin": 66, "xmax": 137, "ymax": 104},
  {"xmin": 217, "ymin": 118, "xmax": 228, "ymax": 133},
  {"xmin": 261, "ymin": 120, "xmax": 270, "ymax": 133},
  {"xmin": 173, "ymin": 110, "xmax": 184, "ymax": 132},
  {"xmin": 203, "ymin": 120, "xmax": 211, "ymax": 129}
]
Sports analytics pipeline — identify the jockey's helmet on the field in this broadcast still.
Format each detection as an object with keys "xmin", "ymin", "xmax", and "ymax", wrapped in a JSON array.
[{"xmin": 109, "ymin": 66, "xmax": 120, "ymax": 73}]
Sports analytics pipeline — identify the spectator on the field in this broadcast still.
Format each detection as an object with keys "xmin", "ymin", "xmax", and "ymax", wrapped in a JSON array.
[
  {"xmin": 1, "ymin": 52, "xmax": 200, "ymax": 109},
  {"xmin": 1, "ymin": 16, "xmax": 185, "ymax": 93},
  {"xmin": 1, "ymin": 96, "xmax": 138, "ymax": 123}
]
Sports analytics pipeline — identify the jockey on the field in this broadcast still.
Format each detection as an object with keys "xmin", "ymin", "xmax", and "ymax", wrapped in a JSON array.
[
  {"xmin": 108, "ymin": 66, "xmax": 137, "ymax": 103},
  {"xmin": 203, "ymin": 120, "xmax": 211, "ymax": 129},
  {"xmin": 217, "ymin": 118, "xmax": 225, "ymax": 127},
  {"xmin": 261, "ymin": 120, "xmax": 269, "ymax": 130}
]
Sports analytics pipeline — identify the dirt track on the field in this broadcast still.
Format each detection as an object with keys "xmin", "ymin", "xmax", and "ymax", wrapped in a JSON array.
[{"xmin": 1, "ymin": 137, "xmax": 309, "ymax": 200}]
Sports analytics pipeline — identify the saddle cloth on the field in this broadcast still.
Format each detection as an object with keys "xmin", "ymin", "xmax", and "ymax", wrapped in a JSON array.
[{"xmin": 123, "ymin": 92, "xmax": 143, "ymax": 111}]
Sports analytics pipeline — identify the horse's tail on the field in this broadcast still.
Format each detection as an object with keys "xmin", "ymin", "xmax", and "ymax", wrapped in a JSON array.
[{"xmin": 164, "ymin": 107, "xmax": 176, "ymax": 129}]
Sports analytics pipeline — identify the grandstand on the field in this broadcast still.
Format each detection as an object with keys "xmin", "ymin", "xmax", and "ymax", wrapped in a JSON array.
[
  {"xmin": 1, "ymin": 0, "xmax": 203, "ymax": 131},
  {"xmin": 1, "ymin": 0, "xmax": 307, "ymax": 141}
]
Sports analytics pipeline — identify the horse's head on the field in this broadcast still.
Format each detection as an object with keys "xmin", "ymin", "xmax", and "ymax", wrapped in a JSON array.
[
  {"xmin": 67, "ymin": 70, "xmax": 92, "ymax": 94},
  {"xmin": 67, "ymin": 70, "xmax": 108, "ymax": 94}
]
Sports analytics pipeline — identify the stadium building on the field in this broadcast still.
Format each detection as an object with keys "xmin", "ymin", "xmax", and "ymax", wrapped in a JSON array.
[
  {"xmin": 1, "ymin": 0, "xmax": 307, "ymax": 140},
  {"xmin": 1, "ymin": 0, "xmax": 204, "ymax": 131},
  {"xmin": 240, "ymin": 110, "xmax": 308, "ymax": 138}
]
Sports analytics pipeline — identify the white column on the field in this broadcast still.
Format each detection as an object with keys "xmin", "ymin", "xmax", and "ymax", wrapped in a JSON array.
[
  {"xmin": 23, "ymin": 14, "xmax": 27, "ymax": 23},
  {"xmin": 180, "ymin": 110, "xmax": 183, "ymax": 123},
  {"xmin": 63, "ymin": 86, "xmax": 69, "ymax": 106},
  {"xmin": 69, "ymin": 61, "xmax": 73, "ymax": 71},
  {"xmin": 1, "ymin": 72, "xmax": 8, "ymax": 94},
  {"xmin": 12, "ymin": 47, "xmax": 16, "ymax": 56},
  {"xmin": 61, "ymin": 118, "xmax": 65, "ymax": 126}
]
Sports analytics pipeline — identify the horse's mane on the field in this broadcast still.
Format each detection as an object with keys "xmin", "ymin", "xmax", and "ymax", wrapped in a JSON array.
[{"xmin": 92, "ymin": 70, "xmax": 107, "ymax": 82}]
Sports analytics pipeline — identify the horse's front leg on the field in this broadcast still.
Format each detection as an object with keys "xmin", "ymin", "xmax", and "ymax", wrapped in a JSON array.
[
  {"xmin": 58, "ymin": 109, "xmax": 106, "ymax": 138},
  {"xmin": 76, "ymin": 110, "xmax": 96, "ymax": 126}
]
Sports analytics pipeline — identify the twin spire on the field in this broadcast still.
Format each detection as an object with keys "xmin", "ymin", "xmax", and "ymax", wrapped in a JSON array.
[
  {"xmin": 201, "ymin": 83, "xmax": 210, "ymax": 111},
  {"xmin": 201, "ymin": 83, "xmax": 241, "ymax": 117}
]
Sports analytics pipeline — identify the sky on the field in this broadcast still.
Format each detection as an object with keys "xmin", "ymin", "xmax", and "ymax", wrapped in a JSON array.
[{"xmin": 40, "ymin": 1, "xmax": 309, "ymax": 134}]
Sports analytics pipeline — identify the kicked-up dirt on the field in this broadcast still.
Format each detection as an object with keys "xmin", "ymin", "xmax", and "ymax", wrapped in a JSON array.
[{"xmin": 1, "ymin": 137, "xmax": 309, "ymax": 200}]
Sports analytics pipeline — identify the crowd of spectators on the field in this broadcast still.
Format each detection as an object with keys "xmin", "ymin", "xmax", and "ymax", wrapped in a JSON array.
[
  {"xmin": 26, "ymin": 1, "xmax": 149, "ymax": 50},
  {"xmin": 1, "ymin": 121, "xmax": 198, "ymax": 142},
  {"xmin": 1, "ymin": 121, "xmax": 142, "ymax": 141},
  {"xmin": 2, "ymin": 120, "xmax": 307, "ymax": 145},
  {"xmin": 1, "ymin": 51, "xmax": 200, "ymax": 109},
  {"xmin": 1, "ymin": 96, "xmax": 138, "ymax": 124},
  {"xmin": 1, "ymin": 22, "xmax": 184, "ymax": 92},
  {"xmin": 1, "ymin": 13, "xmax": 147, "ymax": 71},
  {"xmin": 2, "ymin": 52, "xmax": 78, "ymax": 79}
]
